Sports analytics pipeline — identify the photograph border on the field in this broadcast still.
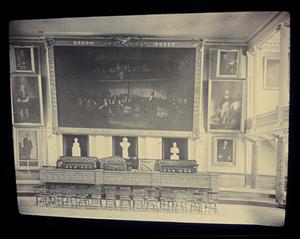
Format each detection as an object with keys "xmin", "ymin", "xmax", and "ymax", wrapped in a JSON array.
[
  {"xmin": 216, "ymin": 48, "xmax": 240, "ymax": 78},
  {"xmin": 11, "ymin": 45, "xmax": 36, "ymax": 73},
  {"xmin": 10, "ymin": 74, "xmax": 44, "ymax": 126}
]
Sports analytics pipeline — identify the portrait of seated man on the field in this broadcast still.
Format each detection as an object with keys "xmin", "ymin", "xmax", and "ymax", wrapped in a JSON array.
[
  {"xmin": 218, "ymin": 50, "xmax": 239, "ymax": 76},
  {"xmin": 216, "ymin": 139, "xmax": 234, "ymax": 163}
]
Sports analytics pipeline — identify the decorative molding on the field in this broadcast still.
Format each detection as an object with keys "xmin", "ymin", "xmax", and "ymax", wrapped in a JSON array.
[
  {"xmin": 46, "ymin": 44, "xmax": 59, "ymax": 134},
  {"xmin": 45, "ymin": 37, "xmax": 56, "ymax": 48},
  {"xmin": 203, "ymin": 39, "xmax": 247, "ymax": 46},
  {"xmin": 9, "ymin": 36, "xmax": 46, "ymax": 45},
  {"xmin": 48, "ymin": 36, "xmax": 201, "ymax": 48},
  {"xmin": 247, "ymin": 12, "xmax": 290, "ymax": 49},
  {"xmin": 245, "ymin": 128, "xmax": 288, "ymax": 142}
]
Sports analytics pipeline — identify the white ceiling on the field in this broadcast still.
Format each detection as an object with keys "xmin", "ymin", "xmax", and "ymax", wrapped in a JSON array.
[{"xmin": 9, "ymin": 12, "xmax": 280, "ymax": 41}]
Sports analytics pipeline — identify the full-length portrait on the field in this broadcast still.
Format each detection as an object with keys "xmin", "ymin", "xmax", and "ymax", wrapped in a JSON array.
[
  {"xmin": 15, "ymin": 128, "xmax": 39, "ymax": 169},
  {"xmin": 11, "ymin": 75, "xmax": 43, "ymax": 125},
  {"xmin": 208, "ymin": 80, "xmax": 244, "ymax": 132}
]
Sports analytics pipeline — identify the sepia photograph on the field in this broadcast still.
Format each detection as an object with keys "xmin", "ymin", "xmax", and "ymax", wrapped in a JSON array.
[
  {"xmin": 8, "ymin": 11, "xmax": 290, "ymax": 228},
  {"xmin": 10, "ymin": 75, "xmax": 43, "ymax": 125}
]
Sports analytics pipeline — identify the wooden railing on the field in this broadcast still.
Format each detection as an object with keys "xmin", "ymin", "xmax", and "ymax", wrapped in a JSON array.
[
  {"xmin": 40, "ymin": 168, "xmax": 218, "ymax": 190},
  {"xmin": 246, "ymin": 105, "xmax": 289, "ymax": 131}
]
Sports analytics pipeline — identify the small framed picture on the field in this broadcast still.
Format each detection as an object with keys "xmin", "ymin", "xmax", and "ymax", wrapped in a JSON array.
[
  {"xmin": 10, "ymin": 75, "xmax": 43, "ymax": 125},
  {"xmin": 12, "ymin": 46, "xmax": 35, "ymax": 73},
  {"xmin": 213, "ymin": 137, "xmax": 235, "ymax": 165},
  {"xmin": 216, "ymin": 49, "xmax": 240, "ymax": 78},
  {"xmin": 263, "ymin": 57, "xmax": 280, "ymax": 90},
  {"xmin": 14, "ymin": 128, "xmax": 40, "ymax": 169}
]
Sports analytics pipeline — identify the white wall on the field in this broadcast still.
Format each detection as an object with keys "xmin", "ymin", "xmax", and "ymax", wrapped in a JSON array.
[{"xmin": 257, "ymin": 141, "xmax": 277, "ymax": 176}]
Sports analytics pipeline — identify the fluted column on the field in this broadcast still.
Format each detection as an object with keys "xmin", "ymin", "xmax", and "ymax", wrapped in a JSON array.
[
  {"xmin": 278, "ymin": 23, "xmax": 290, "ymax": 125},
  {"xmin": 252, "ymin": 46, "xmax": 262, "ymax": 130},
  {"xmin": 275, "ymin": 136, "xmax": 286, "ymax": 205},
  {"xmin": 251, "ymin": 140, "xmax": 260, "ymax": 188}
]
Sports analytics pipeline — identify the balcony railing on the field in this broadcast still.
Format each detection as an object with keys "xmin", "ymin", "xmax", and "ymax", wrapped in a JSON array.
[{"xmin": 246, "ymin": 105, "xmax": 289, "ymax": 131}]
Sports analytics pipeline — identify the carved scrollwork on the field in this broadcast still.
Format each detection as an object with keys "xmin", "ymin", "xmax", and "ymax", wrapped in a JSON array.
[
  {"xmin": 45, "ymin": 38, "xmax": 56, "ymax": 48},
  {"xmin": 191, "ymin": 130, "xmax": 200, "ymax": 139},
  {"xmin": 52, "ymin": 127, "xmax": 61, "ymax": 135}
]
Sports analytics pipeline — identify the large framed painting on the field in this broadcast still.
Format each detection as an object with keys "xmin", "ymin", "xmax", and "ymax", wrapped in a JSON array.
[
  {"xmin": 213, "ymin": 136, "xmax": 235, "ymax": 165},
  {"xmin": 14, "ymin": 128, "xmax": 40, "ymax": 169},
  {"xmin": 10, "ymin": 75, "xmax": 43, "ymax": 125},
  {"xmin": 216, "ymin": 49, "xmax": 240, "ymax": 78},
  {"xmin": 208, "ymin": 80, "xmax": 245, "ymax": 132},
  {"xmin": 11, "ymin": 46, "xmax": 35, "ymax": 73},
  {"xmin": 47, "ymin": 37, "xmax": 202, "ymax": 137},
  {"xmin": 263, "ymin": 56, "xmax": 280, "ymax": 90}
]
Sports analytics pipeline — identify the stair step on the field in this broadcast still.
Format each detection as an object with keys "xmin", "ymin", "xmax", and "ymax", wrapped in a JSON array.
[{"xmin": 217, "ymin": 198, "xmax": 277, "ymax": 207}]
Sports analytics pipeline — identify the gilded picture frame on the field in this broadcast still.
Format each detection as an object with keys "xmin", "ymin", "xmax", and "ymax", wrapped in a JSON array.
[
  {"xmin": 13, "ymin": 127, "xmax": 41, "ymax": 170},
  {"xmin": 10, "ymin": 74, "xmax": 44, "ymax": 126},
  {"xmin": 11, "ymin": 45, "xmax": 36, "ymax": 73},
  {"xmin": 207, "ymin": 79, "xmax": 245, "ymax": 133},
  {"xmin": 46, "ymin": 37, "xmax": 203, "ymax": 138},
  {"xmin": 213, "ymin": 136, "xmax": 236, "ymax": 165},
  {"xmin": 216, "ymin": 49, "xmax": 240, "ymax": 78}
]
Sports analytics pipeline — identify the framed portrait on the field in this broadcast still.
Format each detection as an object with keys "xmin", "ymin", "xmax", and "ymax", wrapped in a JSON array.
[
  {"xmin": 14, "ymin": 128, "xmax": 40, "ymax": 169},
  {"xmin": 263, "ymin": 57, "xmax": 280, "ymax": 90},
  {"xmin": 216, "ymin": 49, "xmax": 240, "ymax": 78},
  {"xmin": 208, "ymin": 80, "xmax": 245, "ymax": 132},
  {"xmin": 213, "ymin": 137, "xmax": 235, "ymax": 165},
  {"xmin": 10, "ymin": 75, "xmax": 44, "ymax": 125},
  {"xmin": 12, "ymin": 46, "xmax": 35, "ymax": 73}
]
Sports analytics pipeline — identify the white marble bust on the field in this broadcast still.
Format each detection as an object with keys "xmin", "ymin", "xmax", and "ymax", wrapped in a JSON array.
[
  {"xmin": 72, "ymin": 138, "xmax": 81, "ymax": 157},
  {"xmin": 170, "ymin": 142, "xmax": 180, "ymax": 160},
  {"xmin": 120, "ymin": 137, "xmax": 131, "ymax": 159}
]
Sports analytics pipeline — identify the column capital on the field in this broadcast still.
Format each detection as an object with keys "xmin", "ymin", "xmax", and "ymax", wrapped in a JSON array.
[
  {"xmin": 268, "ymin": 129, "xmax": 289, "ymax": 140},
  {"xmin": 277, "ymin": 22, "xmax": 290, "ymax": 31},
  {"xmin": 246, "ymin": 134, "xmax": 269, "ymax": 143}
]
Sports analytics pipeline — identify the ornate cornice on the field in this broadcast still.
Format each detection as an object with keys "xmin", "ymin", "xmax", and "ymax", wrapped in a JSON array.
[
  {"xmin": 203, "ymin": 39, "xmax": 247, "ymax": 46},
  {"xmin": 9, "ymin": 36, "xmax": 46, "ymax": 46},
  {"xmin": 247, "ymin": 12, "xmax": 290, "ymax": 50},
  {"xmin": 245, "ymin": 127, "xmax": 288, "ymax": 142},
  {"xmin": 45, "ymin": 37, "xmax": 56, "ymax": 48}
]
